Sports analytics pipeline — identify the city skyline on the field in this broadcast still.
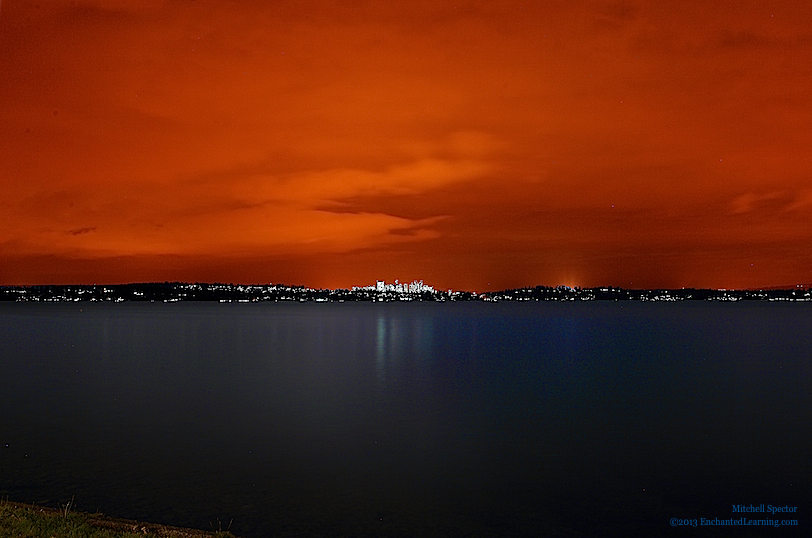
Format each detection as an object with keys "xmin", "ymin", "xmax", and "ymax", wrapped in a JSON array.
[
  {"xmin": 4, "ymin": 280, "xmax": 811, "ymax": 304},
  {"xmin": 2, "ymin": 1, "xmax": 811, "ymax": 291}
]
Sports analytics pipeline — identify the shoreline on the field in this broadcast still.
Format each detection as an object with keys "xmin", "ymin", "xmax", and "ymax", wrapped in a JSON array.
[{"xmin": 0, "ymin": 500, "xmax": 237, "ymax": 538}]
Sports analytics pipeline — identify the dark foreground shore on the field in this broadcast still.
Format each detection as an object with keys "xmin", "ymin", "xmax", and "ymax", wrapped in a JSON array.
[{"xmin": 0, "ymin": 500, "xmax": 237, "ymax": 538}]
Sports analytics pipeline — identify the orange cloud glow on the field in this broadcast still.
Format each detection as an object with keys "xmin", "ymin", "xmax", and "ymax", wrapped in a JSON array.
[{"xmin": 2, "ymin": 0, "xmax": 811, "ymax": 289}]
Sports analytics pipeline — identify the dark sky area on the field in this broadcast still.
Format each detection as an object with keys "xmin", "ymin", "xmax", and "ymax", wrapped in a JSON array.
[{"xmin": 2, "ymin": 0, "xmax": 811, "ymax": 290}]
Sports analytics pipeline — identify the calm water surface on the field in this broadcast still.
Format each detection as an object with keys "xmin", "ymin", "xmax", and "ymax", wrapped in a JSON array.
[{"xmin": 1, "ymin": 301, "xmax": 810, "ymax": 537}]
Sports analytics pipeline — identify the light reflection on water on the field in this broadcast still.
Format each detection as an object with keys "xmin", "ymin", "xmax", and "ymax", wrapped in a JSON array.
[
  {"xmin": 375, "ymin": 312, "xmax": 436, "ymax": 391},
  {"xmin": 376, "ymin": 314, "xmax": 387, "ymax": 387},
  {"xmin": 1, "ymin": 301, "xmax": 810, "ymax": 537}
]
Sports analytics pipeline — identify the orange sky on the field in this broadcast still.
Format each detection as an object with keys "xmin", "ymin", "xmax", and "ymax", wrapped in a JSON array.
[{"xmin": 2, "ymin": 0, "xmax": 811, "ymax": 290}]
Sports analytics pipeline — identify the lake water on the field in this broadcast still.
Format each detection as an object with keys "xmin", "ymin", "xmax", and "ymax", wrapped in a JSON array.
[{"xmin": 1, "ymin": 301, "xmax": 810, "ymax": 536}]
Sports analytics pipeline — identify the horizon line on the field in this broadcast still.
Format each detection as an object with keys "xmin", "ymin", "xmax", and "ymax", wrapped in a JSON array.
[{"xmin": 3, "ymin": 281, "xmax": 812, "ymax": 293}]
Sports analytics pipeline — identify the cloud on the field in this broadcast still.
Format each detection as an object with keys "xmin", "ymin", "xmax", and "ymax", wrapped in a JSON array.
[
  {"xmin": 729, "ymin": 191, "xmax": 790, "ymax": 215},
  {"xmin": 783, "ymin": 189, "xmax": 812, "ymax": 213},
  {"xmin": 2, "ymin": 153, "xmax": 484, "ymax": 260},
  {"xmin": 286, "ymin": 158, "xmax": 493, "ymax": 200},
  {"xmin": 3, "ymin": 0, "xmax": 812, "ymax": 288},
  {"xmin": 68, "ymin": 227, "xmax": 97, "ymax": 236}
]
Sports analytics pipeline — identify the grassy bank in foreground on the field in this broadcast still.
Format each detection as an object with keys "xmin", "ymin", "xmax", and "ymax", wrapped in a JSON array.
[{"xmin": 0, "ymin": 500, "xmax": 237, "ymax": 538}]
